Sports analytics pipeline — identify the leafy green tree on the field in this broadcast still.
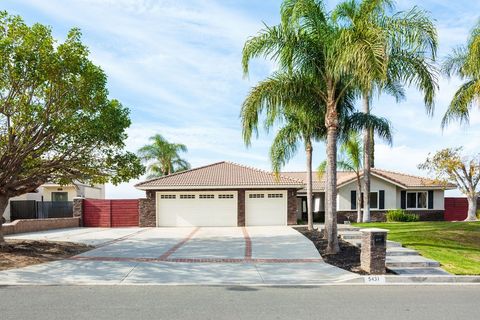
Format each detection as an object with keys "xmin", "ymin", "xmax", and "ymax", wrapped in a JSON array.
[
  {"xmin": 442, "ymin": 21, "xmax": 480, "ymax": 127},
  {"xmin": 419, "ymin": 148, "xmax": 479, "ymax": 221},
  {"xmin": 138, "ymin": 134, "xmax": 190, "ymax": 179},
  {"xmin": 333, "ymin": 0, "xmax": 438, "ymax": 222},
  {"xmin": 0, "ymin": 12, "xmax": 144, "ymax": 243}
]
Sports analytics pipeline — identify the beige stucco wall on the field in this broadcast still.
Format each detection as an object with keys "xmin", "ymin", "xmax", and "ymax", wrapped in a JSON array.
[
  {"xmin": 82, "ymin": 184, "xmax": 105, "ymax": 199},
  {"xmin": 40, "ymin": 186, "xmax": 78, "ymax": 201},
  {"xmin": 337, "ymin": 175, "xmax": 397, "ymax": 211}
]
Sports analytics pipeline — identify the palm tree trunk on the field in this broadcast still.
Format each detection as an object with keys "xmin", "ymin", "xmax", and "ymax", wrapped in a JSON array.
[
  {"xmin": 325, "ymin": 98, "xmax": 340, "ymax": 254},
  {"xmin": 356, "ymin": 177, "xmax": 362, "ymax": 223},
  {"xmin": 306, "ymin": 140, "xmax": 314, "ymax": 231},
  {"xmin": 370, "ymin": 128, "xmax": 375, "ymax": 168},
  {"xmin": 0, "ymin": 194, "xmax": 9, "ymax": 245},
  {"xmin": 465, "ymin": 194, "xmax": 478, "ymax": 221},
  {"xmin": 362, "ymin": 94, "xmax": 371, "ymax": 223}
]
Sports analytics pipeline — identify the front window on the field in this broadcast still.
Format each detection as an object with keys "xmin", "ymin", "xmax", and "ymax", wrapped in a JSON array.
[
  {"xmin": 52, "ymin": 192, "xmax": 68, "ymax": 202},
  {"xmin": 360, "ymin": 192, "xmax": 378, "ymax": 209},
  {"xmin": 407, "ymin": 191, "xmax": 427, "ymax": 209}
]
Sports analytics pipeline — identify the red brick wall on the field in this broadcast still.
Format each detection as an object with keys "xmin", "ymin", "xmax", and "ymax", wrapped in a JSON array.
[{"xmin": 2, "ymin": 217, "xmax": 80, "ymax": 235}]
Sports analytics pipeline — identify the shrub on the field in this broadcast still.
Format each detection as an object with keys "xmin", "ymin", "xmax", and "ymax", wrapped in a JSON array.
[{"xmin": 386, "ymin": 209, "xmax": 419, "ymax": 222}]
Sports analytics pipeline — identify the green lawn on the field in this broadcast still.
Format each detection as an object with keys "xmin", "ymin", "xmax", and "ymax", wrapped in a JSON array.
[{"xmin": 353, "ymin": 221, "xmax": 480, "ymax": 275}]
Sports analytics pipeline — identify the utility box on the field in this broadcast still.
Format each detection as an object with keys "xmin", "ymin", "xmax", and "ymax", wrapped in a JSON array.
[{"xmin": 360, "ymin": 228, "xmax": 388, "ymax": 274}]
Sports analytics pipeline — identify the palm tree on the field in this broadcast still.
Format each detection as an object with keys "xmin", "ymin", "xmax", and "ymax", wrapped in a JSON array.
[
  {"xmin": 138, "ymin": 134, "xmax": 190, "ymax": 179},
  {"xmin": 333, "ymin": 0, "xmax": 438, "ymax": 222},
  {"xmin": 243, "ymin": 0, "xmax": 395, "ymax": 253},
  {"xmin": 338, "ymin": 133, "xmax": 364, "ymax": 223},
  {"xmin": 442, "ymin": 21, "xmax": 480, "ymax": 127},
  {"xmin": 241, "ymin": 69, "xmax": 335, "ymax": 231}
]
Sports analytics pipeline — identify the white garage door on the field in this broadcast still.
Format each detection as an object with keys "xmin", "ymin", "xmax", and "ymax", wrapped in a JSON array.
[
  {"xmin": 245, "ymin": 190, "xmax": 287, "ymax": 226},
  {"xmin": 156, "ymin": 191, "xmax": 238, "ymax": 227}
]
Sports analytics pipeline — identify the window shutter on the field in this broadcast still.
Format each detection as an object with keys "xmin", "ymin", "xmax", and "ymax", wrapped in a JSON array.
[
  {"xmin": 428, "ymin": 190, "xmax": 434, "ymax": 209},
  {"xmin": 401, "ymin": 191, "xmax": 406, "ymax": 209},
  {"xmin": 379, "ymin": 190, "xmax": 385, "ymax": 210},
  {"xmin": 351, "ymin": 190, "xmax": 356, "ymax": 210}
]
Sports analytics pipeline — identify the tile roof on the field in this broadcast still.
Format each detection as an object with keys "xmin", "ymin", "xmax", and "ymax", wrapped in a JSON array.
[
  {"xmin": 135, "ymin": 161, "xmax": 305, "ymax": 189},
  {"xmin": 281, "ymin": 169, "xmax": 455, "ymax": 191}
]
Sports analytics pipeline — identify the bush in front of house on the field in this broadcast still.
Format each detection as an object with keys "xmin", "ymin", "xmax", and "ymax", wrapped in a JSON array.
[{"xmin": 386, "ymin": 209, "xmax": 419, "ymax": 222}]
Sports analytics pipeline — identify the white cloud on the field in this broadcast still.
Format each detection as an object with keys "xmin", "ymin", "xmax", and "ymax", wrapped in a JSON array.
[{"xmin": 7, "ymin": 0, "xmax": 480, "ymax": 199}]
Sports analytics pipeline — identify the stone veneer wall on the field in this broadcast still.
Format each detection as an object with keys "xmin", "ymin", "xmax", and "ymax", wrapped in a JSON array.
[
  {"xmin": 287, "ymin": 189, "xmax": 298, "ymax": 225},
  {"xmin": 237, "ymin": 190, "xmax": 245, "ymax": 227},
  {"xmin": 73, "ymin": 197, "xmax": 83, "ymax": 226},
  {"xmin": 139, "ymin": 190, "xmax": 156, "ymax": 227}
]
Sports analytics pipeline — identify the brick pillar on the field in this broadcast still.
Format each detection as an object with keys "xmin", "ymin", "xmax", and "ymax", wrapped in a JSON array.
[
  {"xmin": 139, "ymin": 190, "xmax": 156, "ymax": 227},
  {"xmin": 73, "ymin": 197, "xmax": 83, "ymax": 226},
  {"xmin": 237, "ymin": 190, "xmax": 245, "ymax": 227},
  {"xmin": 287, "ymin": 189, "xmax": 298, "ymax": 225},
  {"xmin": 360, "ymin": 228, "xmax": 388, "ymax": 274}
]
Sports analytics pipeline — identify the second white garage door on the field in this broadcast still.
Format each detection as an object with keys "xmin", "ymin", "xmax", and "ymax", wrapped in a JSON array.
[
  {"xmin": 245, "ymin": 190, "xmax": 287, "ymax": 226},
  {"xmin": 156, "ymin": 191, "xmax": 238, "ymax": 227}
]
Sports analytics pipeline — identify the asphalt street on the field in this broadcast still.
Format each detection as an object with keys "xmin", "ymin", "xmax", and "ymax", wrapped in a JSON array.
[{"xmin": 1, "ymin": 285, "xmax": 479, "ymax": 320}]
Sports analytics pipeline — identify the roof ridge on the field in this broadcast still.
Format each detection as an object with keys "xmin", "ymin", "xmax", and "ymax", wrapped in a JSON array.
[
  {"xmin": 225, "ymin": 161, "xmax": 305, "ymax": 184},
  {"xmin": 134, "ymin": 161, "xmax": 226, "ymax": 187},
  {"xmin": 372, "ymin": 168, "xmax": 433, "ymax": 181}
]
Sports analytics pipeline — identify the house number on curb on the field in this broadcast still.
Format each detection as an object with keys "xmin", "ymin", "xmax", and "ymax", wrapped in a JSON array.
[{"xmin": 364, "ymin": 275, "xmax": 386, "ymax": 284}]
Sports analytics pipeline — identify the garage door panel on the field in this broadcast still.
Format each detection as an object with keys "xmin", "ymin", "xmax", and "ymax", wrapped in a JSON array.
[
  {"xmin": 245, "ymin": 191, "xmax": 287, "ymax": 226},
  {"xmin": 157, "ymin": 192, "xmax": 237, "ymax": 227}
]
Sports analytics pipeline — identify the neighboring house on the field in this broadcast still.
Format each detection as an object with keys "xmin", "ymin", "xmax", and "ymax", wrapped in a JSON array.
[
  {"xmin": 3, "ymin": 183, "xmax": 105, "ymax": 222},
  {"xmin": 135, "ymin": 161, "xmax": 455, "ymax": 227},
  {"xmin": 282, "ymin": 170, "xmax": 456, "ymax": 222}
]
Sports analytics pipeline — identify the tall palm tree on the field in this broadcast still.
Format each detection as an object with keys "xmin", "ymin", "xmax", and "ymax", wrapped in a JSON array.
[
  {"xmin": 243, "ymin": 0, "xmax": 394, "ymax": 253},
  {"xmin": 333, "ymin": 0, "xmax": 438, "ymax": 222},
  {"xmin": 241, "ymin": 69, "xmax": 336, "ymax": 231},
  {"xmin": 138, "ymin": 134, "xmax": 190, "ymax": 179},
  {"xmin": 442, "ymin": 21, "xmax": 480, "ymax": 127},
  {"xmin": 242, "ymin": 0, "xmax": 390, "ymax": 253},
  {"xmin": 338, "ymin": 133, "xmax": 364, "ymax": 223}
]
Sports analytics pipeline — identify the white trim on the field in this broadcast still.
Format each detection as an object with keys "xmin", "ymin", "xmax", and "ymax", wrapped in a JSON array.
[
  {"xmin": 137, "ymin": 184, "xmax": 303, "ymax": 190},
  {"xmin": 406, "ymin": 191, "xmax": 428, "ymax": 210}
]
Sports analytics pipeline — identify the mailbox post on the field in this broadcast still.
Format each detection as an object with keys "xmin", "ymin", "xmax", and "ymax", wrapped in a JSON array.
[{"xmin": 360, "ymin": 228, "xmax": 388, "ymax": 274}]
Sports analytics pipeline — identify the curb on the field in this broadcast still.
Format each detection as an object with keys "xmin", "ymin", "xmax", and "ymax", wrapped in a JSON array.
[{"xmin": 343, "ymin": 275, "xmax": 480, "ymax": 285}]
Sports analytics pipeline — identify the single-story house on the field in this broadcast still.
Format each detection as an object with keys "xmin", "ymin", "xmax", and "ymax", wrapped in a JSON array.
[
  {"xmin": 3, "ymin": 183, "xmax": 105, "ymax": 222},
  {"xmin": 135, "ymin": 161, "xmax": 455, "ymax": 227},
  {"xmin": 282, "ymin": 169, "xmax": 456, "ymax": 222}
]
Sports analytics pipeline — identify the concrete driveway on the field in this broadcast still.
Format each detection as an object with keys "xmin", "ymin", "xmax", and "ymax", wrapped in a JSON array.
[{"xmin": 0, "ymin": 227, "xmax": 358, "ymax": 285}]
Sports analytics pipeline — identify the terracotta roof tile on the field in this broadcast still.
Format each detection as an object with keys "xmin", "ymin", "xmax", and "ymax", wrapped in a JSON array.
[
  {"xmin": 135, "ymin": 161, "xmax": 304, "ymax": 189},
  {"xmin": 281, "ymin": 169, "xmax": 455, "ymax": 191}
]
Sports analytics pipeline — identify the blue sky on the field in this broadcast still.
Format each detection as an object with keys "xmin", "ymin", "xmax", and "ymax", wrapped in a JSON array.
[{"xmin": 3, "ymin": 0, "xmax": 479, "ymax": 198}]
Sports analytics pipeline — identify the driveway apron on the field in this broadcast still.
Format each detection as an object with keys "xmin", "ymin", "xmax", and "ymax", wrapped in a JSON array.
[{"xmin": 0, "ymin": 227, "xmax": 359, "ymax": 285}]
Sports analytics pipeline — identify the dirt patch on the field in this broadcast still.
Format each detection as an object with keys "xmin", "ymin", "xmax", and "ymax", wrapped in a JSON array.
[
  {"xmin": 294, "ymin": 227, "xmax": 366, "ymax": 275},
  {"xmin": 0, "ymin": 240, "xmax": 93, "ymax": 271}
]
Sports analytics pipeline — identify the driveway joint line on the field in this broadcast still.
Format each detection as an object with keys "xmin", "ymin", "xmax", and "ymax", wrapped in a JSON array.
[
  {"xmin": 242, "ymin": 227, "xmax": 252, "ymax": 261},
  {"xmin": 158, "ymin": 227, "xmax": 201, "ymax": 260},
  {"xmin": 95, "ymin": 228, "xmax": 152, "ymax": 249},
  {"xmin": 119, "ymin": 262, "xmax": 140, "ymax": 283}
]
